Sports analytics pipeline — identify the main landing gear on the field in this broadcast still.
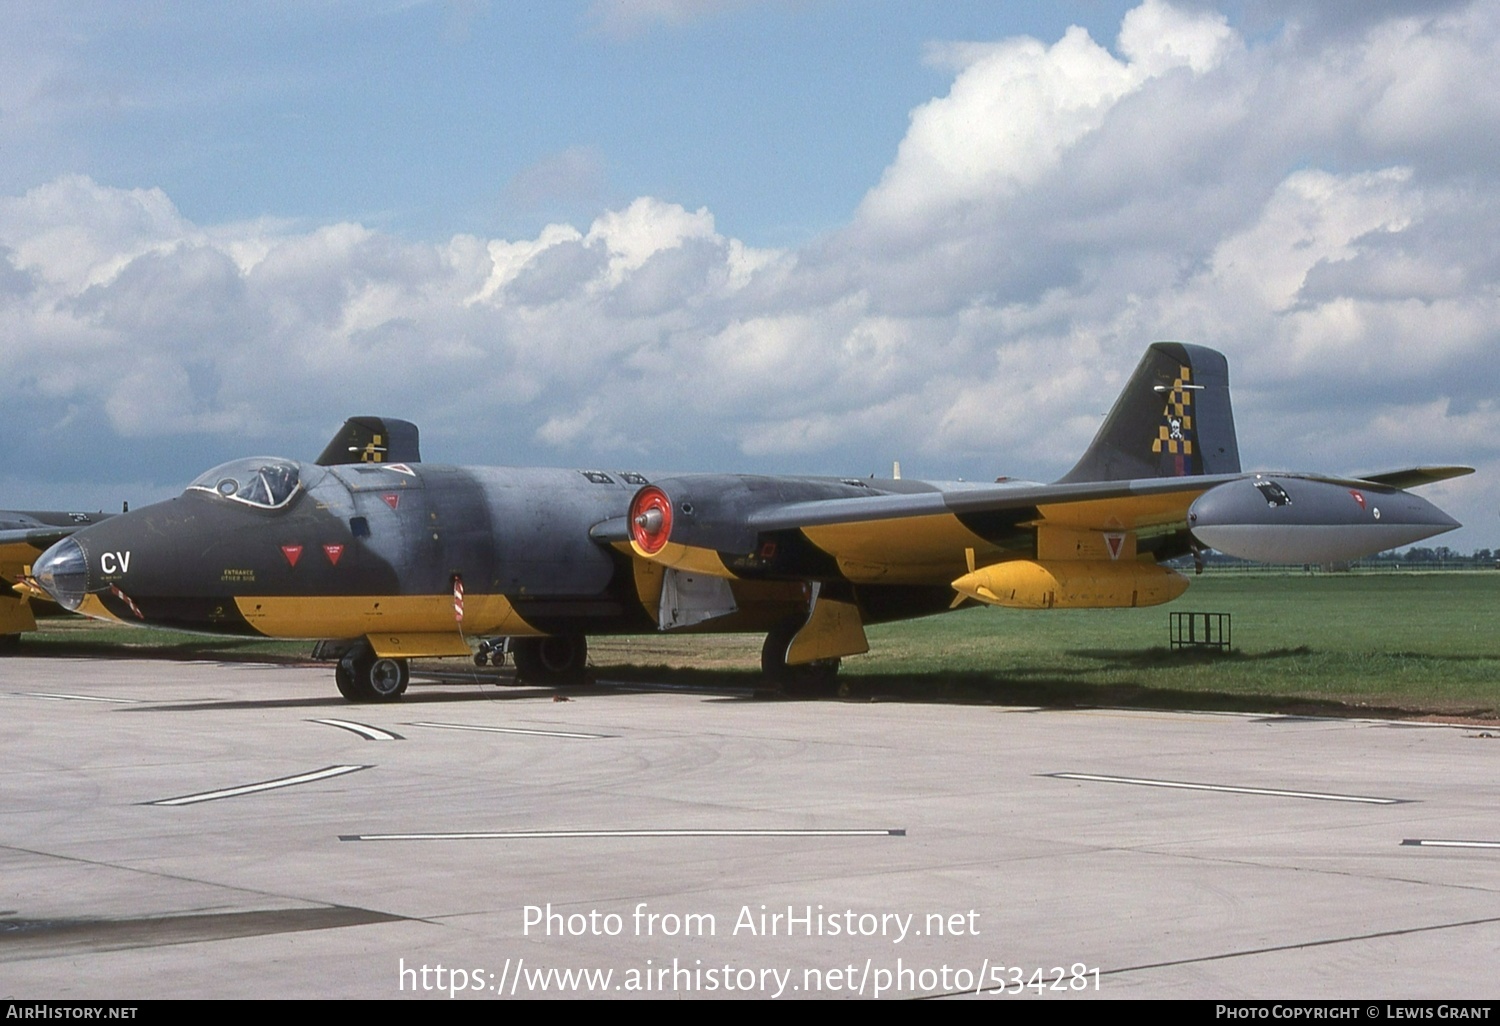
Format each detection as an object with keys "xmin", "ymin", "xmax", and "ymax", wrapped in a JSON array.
[
  {"xmin": 509, "ymin": 635, "xmax": 589, "ymax": 686},
  {"xmin": 335, "ymin": 641, "xmax": 409, "ymax": 703},
  {"xmin": 761, "ymin": 618, "xmax": 841, "ymax": 697},
  {"xmin": 470, "ymin": 636, "xmax": 590, "ymax": 684}
]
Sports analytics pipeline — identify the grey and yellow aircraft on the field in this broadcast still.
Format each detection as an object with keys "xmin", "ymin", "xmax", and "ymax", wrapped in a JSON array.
[
  {"xmin": 1, "ymin": 507, "xmax": 114, "ymax": 649},
  {"xmin": 19, "ymin": 343, "xmax": 1470, "ymax": 700}
]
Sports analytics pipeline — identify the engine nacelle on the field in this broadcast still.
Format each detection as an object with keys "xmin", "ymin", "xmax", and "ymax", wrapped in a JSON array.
[
  {"xmin": 952, "ymin": 559, "xmax": 1189, "ymax": 609},
  {"xmin": 625, "ymin": 475, "xmax": 886, "ymax": 577},
  {"xmin": 1188, "ymin": 476, "xmax": 1459, "ymax": 563}
]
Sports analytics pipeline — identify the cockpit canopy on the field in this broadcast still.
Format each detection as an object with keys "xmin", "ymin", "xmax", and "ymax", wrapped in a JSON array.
[{"xmin": 186, "ymin": 458, "xmax": 303, "ymax": 510}]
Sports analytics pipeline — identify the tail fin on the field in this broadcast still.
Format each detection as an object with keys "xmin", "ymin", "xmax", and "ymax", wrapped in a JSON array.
[
  {"xmin": 315, "ymin": 417, "xmax": 422, "ymax": 466},
  {"xmin": 1058, "ymin": 342, "xmax": 1239, "ymax": 483}
]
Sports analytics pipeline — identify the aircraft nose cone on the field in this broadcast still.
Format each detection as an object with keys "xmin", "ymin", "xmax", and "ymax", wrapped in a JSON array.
[{"xmin": 33, "ymin": 537, "xmax": 89, "ymax": 611}]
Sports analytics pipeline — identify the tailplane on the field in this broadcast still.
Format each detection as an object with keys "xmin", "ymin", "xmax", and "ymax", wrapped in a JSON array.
[{"xmin": 1059, "ymin": 342, "xmax": 1239, "ymax": 483}]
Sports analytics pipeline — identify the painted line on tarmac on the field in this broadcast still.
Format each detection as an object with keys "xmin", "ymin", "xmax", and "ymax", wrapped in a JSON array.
[
  {"xmin": 14, "ymin": 692, "xmax": 140, "ymax": 704},
  {"xmin": 309, "ymin": 718, "xmax": 403, "ymax": 741},
  {"xmin": 1105, "ymin": 912, "xmax": 1500, "ymax": 981},
  {"xmin": 148, "ymin": 765, "xmax": 371, "ymax": 806},
  {"xmin": 409, "ymin": 720, "xmax": 614, "ymax": 740},
  {"xmin": 1402, "ymin": 838, "xmax": 1500, "ymax": 850},
  {"xmin": 1045, "ymin": 772, "xmax": 1403, "ymax": 804},
  {"xmin": 341, "ymin": 828, "xmax": 906, "ymax": 841}
]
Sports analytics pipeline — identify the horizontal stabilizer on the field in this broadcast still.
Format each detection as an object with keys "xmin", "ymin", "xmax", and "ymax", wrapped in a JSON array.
[{"xmin": 1349, "ymin": 466, "xmax": 1474, "ymax": 490}]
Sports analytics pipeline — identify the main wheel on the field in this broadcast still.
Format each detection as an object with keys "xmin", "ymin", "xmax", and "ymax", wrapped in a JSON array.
[
  {"xmin": 510, "ymin": 635, "xmax": 588, "ymax": 685},
  {"xmin": 366, "ymin": 656, "xmax": 409, "ymax": 700},
  {"xmin": 334, "ymin": 660, "xmax": 361, "ymax": 700},
  {"xmin": 761, "ymin": 618, "xmax": 841, "ymax": 697},
  {"xmin": 336, "ymin": 643, "xmax": 409, "ymax": 702}
]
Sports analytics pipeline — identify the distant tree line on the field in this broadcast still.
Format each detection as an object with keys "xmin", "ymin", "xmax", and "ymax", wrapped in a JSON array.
[
  {"xmin": 1184, "ymin": 547, "xmax": 1499, "ymax": 569},
  {"xmin": 1361, "ymin": 546, "xmax": 1497, "ymax": 565}
]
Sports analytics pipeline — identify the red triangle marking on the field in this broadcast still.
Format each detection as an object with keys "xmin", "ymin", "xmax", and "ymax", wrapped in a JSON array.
[
  {"xmin": 281, "ymin": 544, "xmax": 303, "ymax": 567},
  {"xmin": 382, "ymin": 494, "xmax": 400, "ymax": 510},
  {"xmin": 324, "ymin": 543, "xmax": 344, "ymax": 566}
]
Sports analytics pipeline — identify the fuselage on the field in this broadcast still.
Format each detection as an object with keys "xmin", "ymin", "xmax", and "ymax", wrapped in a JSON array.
[{"xmin": 29, "ymin": 457, "xmax": 966, "ymax": 646}]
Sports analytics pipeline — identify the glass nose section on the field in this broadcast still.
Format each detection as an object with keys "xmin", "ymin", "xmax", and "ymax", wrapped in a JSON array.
[{"xmin": 33, "ymin": 537, "xmax": 89, "ymax": 611}]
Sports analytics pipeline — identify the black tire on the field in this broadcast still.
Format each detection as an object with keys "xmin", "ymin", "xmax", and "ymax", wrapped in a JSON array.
[
  {"xmin": 761, "ymin": 619, "xmax": 841, "ymax": 697},
  {"xmin": 337, "ymin": 643, "xmax": 409, "ymax": 702},
  {"xmin": 0, "ymin": 634, "xmax": 21, "ymax": 654},
  {"xmin": 334, "ymin": 660, "xmax": 361, "ymax": 700},
  {"xmin": 510, "ymin": 635, "xmax": 588, "ymax": 685}
]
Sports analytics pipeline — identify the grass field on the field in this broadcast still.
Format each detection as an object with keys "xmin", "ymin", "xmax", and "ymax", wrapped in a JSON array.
[
  {"xmin": 594, "ymin": 573, "xmax": 1500, "ymax": 718},
  {"xmin": 14, "ymin": 572, "xmax": 1500, "ymax": 719}
]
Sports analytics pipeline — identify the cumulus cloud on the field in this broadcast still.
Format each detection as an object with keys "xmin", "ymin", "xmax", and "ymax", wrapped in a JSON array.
[
  {"xmin": 862, "ymin": 1, "xmax": 1233, "ymax": 233},
  {"xmin": 3, "ymin": 1, "xmax": 1497, "ymax": 542}
]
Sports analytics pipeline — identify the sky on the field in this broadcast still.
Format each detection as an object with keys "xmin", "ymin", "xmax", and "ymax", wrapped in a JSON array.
[{"xmin": 2, "ymin": 0, "xmax": 1497, "ymax": 549}]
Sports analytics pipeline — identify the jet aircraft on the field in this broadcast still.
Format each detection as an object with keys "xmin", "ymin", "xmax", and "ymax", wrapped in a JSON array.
[
  {"xmin": 1, "ymin": 508, "xmax": 114, "ymax": 649},
  {"xmin": 24, "ymin": 343, "xmax": 1470, "ymax": 700}
]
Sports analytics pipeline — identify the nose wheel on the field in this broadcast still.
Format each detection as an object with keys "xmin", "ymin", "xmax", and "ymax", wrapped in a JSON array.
[{"xmin": 335, "ymin": 642, "xmax": 410, "ymax": 702}]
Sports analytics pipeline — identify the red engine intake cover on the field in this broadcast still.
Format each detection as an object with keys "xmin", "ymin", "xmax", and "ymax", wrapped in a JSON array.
[{"xmin": 629, "ymin": 486, "xmax": 673, "ymax": 555}]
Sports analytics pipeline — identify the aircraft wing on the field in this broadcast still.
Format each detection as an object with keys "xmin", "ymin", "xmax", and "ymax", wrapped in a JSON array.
[
  {"xmin": 743, "ymin": 473, "xmax": 1248, "ymax": 532},
  {"xmin": 0, "ymin": 511, "xmax": 112, "ymax": 554},
  {"xmin": 0, "ymin": 525, "xmax": 83, "ymax": 550},
  {"xmin": 588, "ymin": 472, "xmax": 1240, "ymax": 552}
]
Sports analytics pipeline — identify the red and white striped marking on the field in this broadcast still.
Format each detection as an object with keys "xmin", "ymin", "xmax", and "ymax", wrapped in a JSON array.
[{"xmin": 110, "ymin": 584, "xmax": 144, "ymax": 620}]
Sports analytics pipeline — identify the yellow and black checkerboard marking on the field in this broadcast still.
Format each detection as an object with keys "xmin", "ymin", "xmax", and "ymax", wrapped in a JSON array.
[
  {"xmin": 361, "ymin": 434, "xmax": 385, "ymax": 463},
  {"xmin": 1151, "ymin": 365, "xmax": 1194, "ymax": 457}
]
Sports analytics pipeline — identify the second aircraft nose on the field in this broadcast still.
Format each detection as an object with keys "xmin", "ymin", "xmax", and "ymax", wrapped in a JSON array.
[{"xmin": 32, "ymin": 537, "xmax": 89, "ymax": 611}]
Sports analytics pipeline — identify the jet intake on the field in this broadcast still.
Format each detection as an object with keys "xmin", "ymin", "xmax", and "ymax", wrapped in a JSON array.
[
  {"xmin": 952, "ymin": 559, "xmax": 1189, "ymax": 609},
  {"xmin": 629, "ymin": 486, "xmax": 673, "ymax": 555},
  {"xmin": 1188, "ymin": 476, "xmax": 1460, "ymax": 564}
]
